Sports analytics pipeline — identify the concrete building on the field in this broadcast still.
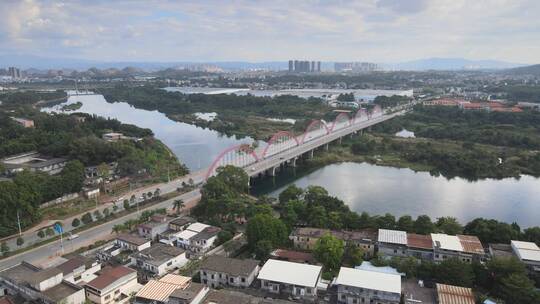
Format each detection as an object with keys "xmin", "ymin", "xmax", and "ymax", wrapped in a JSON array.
[
  {"xmin": 199, "ymin": 256, "xmax": 260, "ymax": 288},
  {"xmin": 201, "ymin": 289, "xmax": 295, "ymax": 304},
  {"xmin": 510, "ymin": 240, "xmax": 540, "ymax": 272},
  {"xmin": 377, "ymin": 229, "xmax": 408, "ymax": 258},
  {"xmin": 189, "ymin": 226, "xmax": 221, "ymax": 255},
  {"xmin": 134, "ymin": 274, "xmax": 208, "ymax": 304},
  {"xmin": 335, "ymin": 267, "xmax": 401, "ymax": 304},
  {"xmin": 84, "ymin": 266, "xmax": 140, "ymax": 304},
  {"xmin": 131, "ymin": 243, "xmax": 188, "ymax": 279},
  {"xmin": 1, "ymin": 151, "xmax": 67, "ymax": 175},
  {"xmin": 56, "ymin": 255, "xmax": 101, "ymax": 285},
  {"xmin": 116, "ymin": 233, "xmax": 152, "ymax": 252},
  {"xmin": 8, "ymin": 67, "xmax": 21, "ymax": 79},
  {"xmin": 435, "ymin": 283, "xmax": 475, "ymax": 304},
  {"xmin": 169, "ymin": 216, "xmax": 196, "ymax": 232},
  {"xmin": 406, "ymin": 233, "xmax": 433, "ymax": 260},
  {"xmin": 290, "ymin": 227, "xmax": 377, "ymax": 257},
  {"xmin": 257, "ymin": 259, "xmax": 322, "ymax": 301},
  {"xmin": 138, "ymin": 214, "xmax": 175, "ymax": 239},
  {"xmin": 0, "ymin": 261, "xmax": 85, "ymax": 304},
  {"xmin": 270, "ymin": 249, "xmax": 315, "ymax": 264},
  {"xmin": 431, "ymin": 234, "xmax": 484, "ymax": 263}
]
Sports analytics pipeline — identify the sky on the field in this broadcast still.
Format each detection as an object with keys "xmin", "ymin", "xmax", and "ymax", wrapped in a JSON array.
[{"xmin": 1, "ymin": 0, "xmax": 539, "ymax": 64}]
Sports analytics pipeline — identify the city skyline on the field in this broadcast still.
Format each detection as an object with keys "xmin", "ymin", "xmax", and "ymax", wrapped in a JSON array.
[{"xmin": 1, "ymin": 0, "xmax": 540, "ymax": 64}]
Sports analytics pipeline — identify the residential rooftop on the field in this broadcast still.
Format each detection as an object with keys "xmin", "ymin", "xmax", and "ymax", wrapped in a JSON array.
[
  {"xmin": 41, "ymin": 281, "xmax": 83, "ymax": 303},
  {"xmin": 436, "ymin": 283, "xmax": 475, "ymax": 304},
  {"xmin": 117, "ymin": 233, "xmax": 150, "ymax": 246},
  {"xmin": 136, "ymin": 275, "xmax": 191, "ymax": 303},
  {"xmin": 378, "ymin": 229, "xmax": 407, "ymax": 245},
  {"xmin": 407, "ymin": 233, "xmax": 433, "ymax": 250},
  {"xmin": 186, "ymin": 222, "xmax": 211, "ymax": 233},
  {"xmin": 191, "ymin": 226, "xmax": 221, "ymax": 241},
  {"xmin": 170, "ymin": 282, "xmax": 206, "ymax": 301},
  {"xmin": 335, "ymin": 267, "xmax": 401, "ymax": 294},
  {"xmin": 257, "ymin": 259, "xmax": 322, "ymax": 288},
  {"xmin": 86, "ymin": 266, "xmax": 136, "ymax": 290},
  {"xmin": 511, "ymin": 240, "xmax": 540, "ymax": 262},
  {"xmin": 137, "ymin": 243, "xmax": 186, "ymax": 266},
  {"xmin": 201, "ymin": 256, "xmax": 259, "ymax": 277}
]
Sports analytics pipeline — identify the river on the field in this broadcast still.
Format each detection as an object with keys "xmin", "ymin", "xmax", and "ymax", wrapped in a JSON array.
[
  {"xmin": 43, "ymin": 94, "xmax": 254, "ymax": 171},
  {"xmin": 44, "ymin": 94, "xmax": 540, "ymax": 227},
  {"xmin": 251, "ymin": 162, "xmax": 540, "ymax": 227}
]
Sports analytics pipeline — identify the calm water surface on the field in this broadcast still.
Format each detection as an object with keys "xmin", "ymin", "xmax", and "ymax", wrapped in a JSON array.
[
  {"xmin": 43, "ymin": 95, "xmax": 253, "ymax": 171},
  {"xmin": 252, "ymin": 162, "xmax": 540, "ymax": 227}
]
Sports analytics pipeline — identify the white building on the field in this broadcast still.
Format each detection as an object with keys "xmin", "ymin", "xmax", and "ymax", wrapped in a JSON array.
[
  {"xmin": 431, "ymin": 234, "xmax": 484, "ymax": 263},
  {"xmin": 336, "ymin": 267, "xmax": 401, "ymax": 304},
  {"xmin": 116, "ymin": 233, "xmax": 151, "ymax": 252},
  {"xmin": 85, "ymin": 266, "xmax": 140, "ymax": 304},
  {"xmin": 377, "ymin": 229, "xmax": 408, "ymax": 258},
  {"xmin": 131, "ymin": 243, "xmax": 188, "ymax": 279},
  {"xmin": 511, "ymin": 240, "xmax": 540, "ymax": 272},
  {"xmin": 257, "ymin": 259, "xmax": 322, "ymax": 301},
  {"xmin": 56, "ymin": 255, "xmax": 101, "ymax": 285},
  {"xmin": 199, "ymin": 256, "xmax": 260, "ymax": 288}
]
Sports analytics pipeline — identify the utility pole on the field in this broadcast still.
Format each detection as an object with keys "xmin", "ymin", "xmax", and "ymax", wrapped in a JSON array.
[{"xmin": 16, "ymin": 211, "xmax": 22, "ymax": 237}]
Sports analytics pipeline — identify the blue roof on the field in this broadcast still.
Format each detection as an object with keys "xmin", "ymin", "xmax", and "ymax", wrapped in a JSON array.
[{"xmin": 355, "ymin": 261, "xmax": 405, "ymax": 276}]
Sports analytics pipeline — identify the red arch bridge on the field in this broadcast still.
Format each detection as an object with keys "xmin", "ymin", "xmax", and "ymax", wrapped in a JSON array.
[{"xmin": 205, "ymin": 105, "xmax": 409, "ymax": 181}]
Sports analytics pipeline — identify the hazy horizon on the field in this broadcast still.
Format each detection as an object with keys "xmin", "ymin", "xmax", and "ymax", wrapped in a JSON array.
[{"xmin": 1, "ymin": 0, "xmax": 540, "ymax": 64}]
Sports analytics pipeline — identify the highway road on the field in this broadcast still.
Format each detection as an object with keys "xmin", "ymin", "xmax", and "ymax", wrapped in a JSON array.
[{"xmin": 0, "ymin": 189, "xmax": 201, "ymax": 271}]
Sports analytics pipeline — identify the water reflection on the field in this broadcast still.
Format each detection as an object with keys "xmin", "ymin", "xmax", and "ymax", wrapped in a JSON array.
[
  {"xmin": 43, "ymin": 95, "xmax": 254, "ymax": 171},
  {"xmin": 253, "ymin": 162, "xmax": 540, "ymax": 227}
]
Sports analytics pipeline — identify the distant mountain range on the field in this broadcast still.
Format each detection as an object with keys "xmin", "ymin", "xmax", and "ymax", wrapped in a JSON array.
[
  {"xmin": 504, "ymin": 64, "xmax": 540, "ymax": 76},
  {"xmin": 0, "ymin": 54, "xmax": 529, "ymax": 72},
  {"xmin": 383, "ymin": 57, "xmax": 524, "ymax": 71}
]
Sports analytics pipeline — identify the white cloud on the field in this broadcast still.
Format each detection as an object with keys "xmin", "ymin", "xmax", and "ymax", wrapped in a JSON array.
[{"xmin": 0, "ymin": 0, "xmax": 539, "ymax": 63}]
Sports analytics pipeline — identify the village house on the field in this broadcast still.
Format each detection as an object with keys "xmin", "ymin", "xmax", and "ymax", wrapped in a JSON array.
[
  {"xmin": 257, "ymin": 259, "xmax": 322, "ymax": 301},
  {"xmin": 138, "ymin": 214, "xmax": 175, "ymax": 239},
  {"xmin": 116, "ymin": 233, "xmax": 152, "ymax": 252},
  {"xmin": 335, "ymin": 267, "xmax": 401, "ymax": 304},
  {"xmin": 131, "ymin": 243, "xmax": 188, "ymax": 279},
  {"xmin": 134, "ymin": 274, "xmax": 209, "ymax": 304},
  {"xmin": 377, "ymin": 229, "xmax": 408, "ymax": 258},
  {"xmin": 431, "ymin": 234, "xmax": 485, "ymax": 263},
  {"xmin": 199, "ymin": 256, "xmax": 260, "ymax": 288},
  {"xmin": 0, "ymin": 261, "xmax": 85, "ymax": 304},
  {"xmin": 84, "ymin": 266, "xmax": 140, "ymax": 304},
  {"xmin": 56, "ymin": 255, "xmax": 101, "ymax": 285},
  {"xmin": 435, "ymin": 283, "xmax": 475, "ymax": 304},
  {"xmin": 510, "ymin": 240, "xmax": 540, "ymax": 273}
]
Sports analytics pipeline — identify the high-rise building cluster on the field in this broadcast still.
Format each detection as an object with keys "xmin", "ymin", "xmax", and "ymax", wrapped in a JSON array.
[
  {"xmin": 288, "ymin": 60, "xmax": 321, "ymax": 73},
  {"xmin": 8, "ymin": 67, "xmax": 21, "ymax": 79},
  {"xmin": 334, "ymin": 62, "xmax": 380, "ymax": 72}
]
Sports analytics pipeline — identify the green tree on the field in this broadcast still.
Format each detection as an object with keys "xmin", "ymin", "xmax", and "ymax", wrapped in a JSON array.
[
  {"xmin": 523, "ymin": 226, "xmax": 540, "ymax": 246},
  {"xmin": 16, "ymin": 237, "xmax": 24, "ymax": 247},
  {"xmin": 81, "ymin": 212, "xmax": 93, "ymax": 225},
  {"xmin": 342, "ymin": 243, "xmax": 364, "ymax": 267},
  {"xmin": 397, "ymin": 215, "xmax": 415, "ymax": 232},
  {"xmin": 154, "ymin": 188, "xmax": 161, "ymax": 198},
  {"xmin": 93, "ymin": 210, "xmax": 103, "ymax": 221},
  {"xmin": 314, "ymin": 234, "xmax": 344, "ymax": 274},
  {"xmin": 499, "ymin": 273, "xmax": 540, "ymax": 304},
  {"xmin": 215, "ymin": 165, "xmax": 249, "ymax": 193},
  {"xmin": 254, "ymin": 239, "xmax": 273, "ymax": 260},
  {"xmin": 435, "ymin": 258, "xmax": 474, "ymax": 287},
  {"xmin": 246, "ymin": 214, "xmax": 288, "ymax": 250},
  {"xmin": 216, "ymin": 230, "xmax": 234, "ymax": 246},
  {"xmin": 0, "ymin": 241, "xmax": 9, "ymax": 256},
  {"xmin": 278, "ymin": 185, "xmax": 304, "ymax": 204},
  {"xmin": 123, "ymin": 199, "xmax": 130, "ymax": 210},
  {"xmin": 103, "ymin": 208, "xmax": 110, "ymax": 218},
  {"xmin": 46, "ymin": 227, "xmax": 54, "ymax": 236},
  {"xmin": 37, "ymin": 230, "xmax": 45, "ymax": 238},
  {"xmin": 436, "ymin": 217, "xmax": 463, "ymax": 235},
  {"xmin": 414, "ymin": 215, "xmax": 435, "ymax": 234},
  {"xmin": 173, "ymin": 199, "xmax": 185, "ymax": 215},
  {"xmin": 71, "ymin": 218, "xmax": 80, "ymax": 227},
  {"xmin": 377, "ymin": 213, "xmax": 396, "ymax": 229}
]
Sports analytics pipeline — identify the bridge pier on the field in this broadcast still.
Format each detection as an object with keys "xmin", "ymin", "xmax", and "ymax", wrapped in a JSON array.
[
  {"xmin": 309, "ymin": 149, "xmax": 314, "ymax": 159},
  {"xmin": 338, "ymin": 137, "xmax": 342, "ymax": 145},
  {"xmin": 292, "ymin": 157, "xmax": 298, "ymax": 167},
  {"xmin": 324, "ymin": 144, "xmax": 329, "ymax": 151},
  {"xmin": 270, "ymin": 166, "xmax": 278, "ymax": 177}
]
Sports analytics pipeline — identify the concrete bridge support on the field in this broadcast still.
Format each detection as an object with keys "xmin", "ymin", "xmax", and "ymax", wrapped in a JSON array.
[
  {"xmin": 309, "ymin": 149, "xmax": 314, "ymax": 159},
  {"xmin": 338, "ymin": 137, "xmax": 342, "ymax": 145},
  {"xmin": 324, "ymin": 143, "xmax": 329, "ymax": 151},
  {"xmin": 292, "ymin": 157, "xmax": 298, "ymax": 167}
]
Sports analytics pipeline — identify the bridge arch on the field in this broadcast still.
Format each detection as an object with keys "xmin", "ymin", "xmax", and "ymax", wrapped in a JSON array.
[
  {"xmin": 353, "ymin": 108, "xmax": 368, "ymax": 124},
  {"xmin": 300, "ymin": 119, "xmax": 330, "ymax": 144},
  {"xmin": 205, "ymin": 144, "xmax": 259, "ymax": 180},
  {"xmin": 261, "ymin": 130, "xmax": 300, "ymax": 159},
  {"xmin": 330, "ymin": 112, "xmax": 352, "ymax": 132}
]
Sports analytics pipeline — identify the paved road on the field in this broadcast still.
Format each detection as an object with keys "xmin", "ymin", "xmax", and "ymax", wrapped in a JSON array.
[{"xmin": 0, "ymin": 189, "xmax": 201, "ymax": 271}]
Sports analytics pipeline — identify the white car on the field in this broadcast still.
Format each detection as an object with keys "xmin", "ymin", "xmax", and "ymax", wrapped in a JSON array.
[{"xmin": 67, "ymin": 233, "xmax": 79, "ymax": 240}]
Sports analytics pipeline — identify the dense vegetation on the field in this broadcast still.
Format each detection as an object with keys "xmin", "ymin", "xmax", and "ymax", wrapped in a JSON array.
[
  {"xmin": 0, "ymin": 90, "xmax": 67, "ymax": 106},
  {"xmin": 0, "ymin": 108, "xmax": 187, "ymax": 237},
  {"xmin": 321, "ymin": 105, "xmax": 540, "ymax": 179},
  {"xmin": 98, "ymin": 85, "xmax": 333, "ymax": 139}
]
